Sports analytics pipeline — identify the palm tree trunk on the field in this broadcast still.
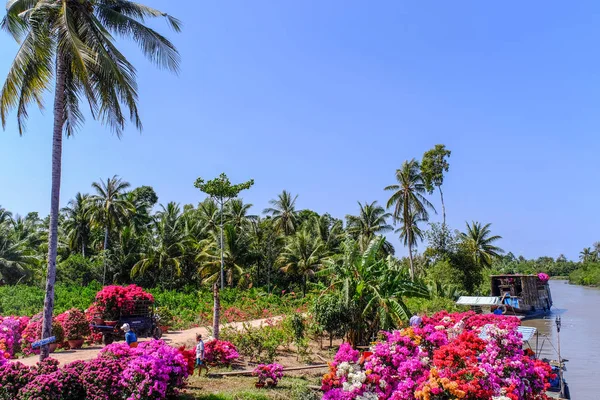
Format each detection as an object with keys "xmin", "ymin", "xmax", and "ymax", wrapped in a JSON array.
[
  {"xmin": 212, "ymin": 283, "xmax": 220, "ymax": 339},
  {"xmin": 408, "ymin": 241, "xmax": 415, "ymax": 281},
  {"xmin": 439, "ymin": 185, "xmax": 446, "ymax": 226},
  {"xmin": 40, "ymin": 57, "xmax": 66, "ymax": 361},
  {"xmin": 82, "ymin": 241, "xmax": 85, "ymax": 258},
  {"xmin": 103, "ymin": 227, "xmax": 109, "ymax": 285},
  {"xmin": 220, "ymin": 200, "xmax": 224, "ymax": 290}
]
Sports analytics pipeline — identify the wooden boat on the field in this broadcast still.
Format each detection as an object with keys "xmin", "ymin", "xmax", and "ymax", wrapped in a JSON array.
[{"xmin": 489, "ymin": 274, "xmax": 553, "ymax": 318}]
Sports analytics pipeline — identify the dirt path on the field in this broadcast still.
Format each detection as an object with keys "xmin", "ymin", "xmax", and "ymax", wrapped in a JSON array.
[{"xmin": 16, "ymin": 316, "xmax": 282, "ymax": 367}]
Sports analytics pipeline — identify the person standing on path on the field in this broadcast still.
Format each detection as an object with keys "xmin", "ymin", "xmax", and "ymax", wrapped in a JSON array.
[
  {"xmin": 196, "ymin": 334, "xmax": 209, "ymax": 376},
  {"xmin": 121, "ymin": 323, "xmax": 138, "ymax": 348}
]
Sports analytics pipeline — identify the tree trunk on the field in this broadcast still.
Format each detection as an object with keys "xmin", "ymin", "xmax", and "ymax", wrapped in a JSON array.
[
  {"xmin": 408, "ymin": 241, "xmax": 415, "ymax": 281},
  {"xmin": 40, "ymin": 57, "xmax": 66, "ymax": 361},
  {"xmin": 439, "ymin": 185, "xmax": 446, "ymax": 227},
  {"xmin": 212, "ymin": 283, "xmax": 220, "ymax": 339},
  {"xmin": 82, "ymin": 241, "xmax": 85, "ymax": 258},
  {"xmin": 102, "ymin": 227, "xmax": 109, "ymax": 285},
  {"xmin": 220, "ymin": 200, "xmax": 224, "ymax": 290}
]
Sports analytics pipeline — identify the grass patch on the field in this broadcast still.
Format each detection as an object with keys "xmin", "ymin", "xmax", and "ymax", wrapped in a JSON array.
[{"xmin": 181, "ymin": 375, "xmax": 321, "ymax": 400}]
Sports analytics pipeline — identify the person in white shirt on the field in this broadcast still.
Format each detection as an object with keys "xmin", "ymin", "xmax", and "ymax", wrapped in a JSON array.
[{"xmin": 195, "ymin": 334, "xmax": 209, "ymax": 375}]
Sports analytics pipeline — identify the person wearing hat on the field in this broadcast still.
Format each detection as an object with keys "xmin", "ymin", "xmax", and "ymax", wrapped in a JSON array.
[{"xmin": 121, "ymin": 323, "xmax": 138, "ymax": 348}]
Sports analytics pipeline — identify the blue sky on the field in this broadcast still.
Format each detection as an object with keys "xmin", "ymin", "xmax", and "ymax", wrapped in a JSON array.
[{"xmin": 1, "ymin": 1, "xmax": 598, "ymax": 260}]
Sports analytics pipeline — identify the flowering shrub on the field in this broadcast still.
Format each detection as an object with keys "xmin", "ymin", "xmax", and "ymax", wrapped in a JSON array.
[
  {"xmin": 58, "ymin": 308, "xmax": 90, "ymax": 340},
  {"xmin": 253, "ymin": 363, "xmax": 284, "ymax": 385},
  {"xmin": 20, "ymin": 315, "xmax": 65, "ymax": 356},
  {"xmin": 0, "ymin": 340, "xmax": 189, "ymax": 400},
  {"xmin": 538, "ymin": 273, "xmax": 550, "ymax": 282},
  {"xmin": 93, "ymin": 285, "xmax": 154, "ymax": 320},
  {"xmin": 205, "ymin": 339, "xmax": 240, "ymax": 365},
  {"xmin": 0, "ymin": 316, "xmax": 29, "ymax": 357},
  {"xmin": 0, "ymin": 361, "xmax": 34, "ymax": 399},
  {"xmin": 322, "ymin": 312, "xmax": 555, "ymax": 400},
  {"xmin": 178, "ymin": 346, "xmax": 196, "ymax": 375}
]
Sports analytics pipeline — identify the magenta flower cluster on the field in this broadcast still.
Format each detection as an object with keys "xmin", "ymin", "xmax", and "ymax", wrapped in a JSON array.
[
  {"xmin": 0, "ymin": 340, "xmax": 189, "ymax": 400},
  {"xmin": 253, "ymin": 363, "xmax": 284, "ymax": 384},
  {"xmin": 0, "ymin": 316, "xmax": 30, "ymax": 358},
  {"xmin": 204, "ymin": 340, "xmax": 240, "ymax": 365},
  {"xmin": 322, "ymin": 311, "xmax": 554, "ymax": 400}
]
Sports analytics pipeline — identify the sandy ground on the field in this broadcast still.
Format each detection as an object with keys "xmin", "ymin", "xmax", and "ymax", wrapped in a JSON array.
[{"xmin": 15, "ymin": 316, "xmax": 283, "ymax": 367}]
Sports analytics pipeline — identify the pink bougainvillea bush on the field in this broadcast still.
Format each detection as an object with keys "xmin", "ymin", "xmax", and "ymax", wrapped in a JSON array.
[
  {"xmin": 205, "ymin": 339, "xmax": 240, "ymax": 366},
  {"xmin": 0, "ymin": 316, "xmax": 29, "ymax": 358},
  {"xmin": 92, "ymin": 284, "xmax": 154, "ymax": 320},
  {"xmin": 19, "ymin": 314, "xmax": 65, "ymax": 356},
  {"xmin": 322, "ymin": 311, "xmax": 554, "ymax": 400},
  {"xmin": 0, "ymin": 340, "xmax": 189, "ymax": 400},
  {"xmin": 253, "ymin": 363, "xmax": 284, "ymax": 385}
]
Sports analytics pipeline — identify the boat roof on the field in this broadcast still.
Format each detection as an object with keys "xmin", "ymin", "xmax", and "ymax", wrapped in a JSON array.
[
  {"xmin": 478, "ymin": 324, "xmax": 537, "ymax": 342},
  {"xmin": 456, "ymin": 296, "xmax": 501, "ymax": 306},
  {"xmin": 490, "ymin": 274, "xmax": 538, "ymax": 277}
]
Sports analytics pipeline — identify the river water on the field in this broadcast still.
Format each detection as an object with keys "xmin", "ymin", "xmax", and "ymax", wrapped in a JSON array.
[{"xmin": 521, "ymin": 280, "xmax": 600, "ymax": 399}]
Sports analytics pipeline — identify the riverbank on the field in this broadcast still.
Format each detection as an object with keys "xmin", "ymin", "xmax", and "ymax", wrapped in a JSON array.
[{"xmin": 568, "ymin": 263, "xmax": 600, "ymax": 286}]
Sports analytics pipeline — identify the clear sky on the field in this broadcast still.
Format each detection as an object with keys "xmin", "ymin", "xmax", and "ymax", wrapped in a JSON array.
[{"xmin": 1, "ymin": 1, "xmax": 599, "ymax": 260}]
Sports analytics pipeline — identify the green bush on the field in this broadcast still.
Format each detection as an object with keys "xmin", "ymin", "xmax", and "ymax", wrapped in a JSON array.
[
  {"xmin": 569, "ymin": 263, "xmax": 600, "ymax": 286},
  {"xmin": 220, "ymin": 322, "xmax": 290, "ymax": 363}
]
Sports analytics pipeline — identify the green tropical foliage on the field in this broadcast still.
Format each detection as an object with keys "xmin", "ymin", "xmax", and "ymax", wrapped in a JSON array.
[
  {"xmin": 460, "ymin": 221, "xmax": 504, "ymax": 268},
  {"xmin": 385, "ymin": 159, "xmax": 436, "ymax": 280},
  {"xmin": 320, "ymin": 237, "xmax": 429, "ymax": 345},
  {"xmin": 264, "ymin": 190, "xmax": 298, "ymax": 236}
]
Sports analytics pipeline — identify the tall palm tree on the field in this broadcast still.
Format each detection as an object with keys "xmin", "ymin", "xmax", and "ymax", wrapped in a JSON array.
[
  {"xmin": 132, "ymin": 202, "xmax": 188, "ymax": 287},
  {"xmin": 89, "ymin": 176, "xmax": 133, "ymax": 284},
  {"xmin": 264, "ymin": 190, "xmax": 298, "ymax": 235},
  {"xmin": 197, "ymin": 198, "xmax": 220, "ymax": 234},
  {"xmin": 579, "ymin": 247, "xmax": 596, "ymax": 263},
  {"xmin": 62, "ymin": 193, "xmax": 91, "ymax": 257},
  {"xmin": 460, "ymin": 221, "xmax": 504, "ymax": 268},
  {"xmin": 196, "ymin": 224, "xmax": 251, "ymax": 288},
  {"xmin": 1, "ymin": 0, "xmax": 179, "ymax": 360},
  {"xmin": 394, "ymin": 207, "xmax": 427, "ymax": 261},
  {"xmin": 385, "ymin": 159, "xmax": 436, "ymax": 280},
  {"xmin": 225, "ymin": 198, "xmax": 257, "ymax": 230},
  {"xmin": 277, "ymin": 228, "xmax": 326, "ymax": 296},
  {"xmin": 312, "ymin": 214, "xmax": 344, "ymax": 253},
  {"xmin": 0, "ymin": 206, "xmax": 12, "ymax": 226},
  {"xmin": 346, "ymin": 201, "xmax": 392, "ymax": 250}
]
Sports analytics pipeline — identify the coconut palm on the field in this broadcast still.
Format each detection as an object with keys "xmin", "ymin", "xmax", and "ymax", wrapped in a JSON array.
[
  {"xmin": 346, "ymin": 201, "xmax": 393, "ymax": 251},
  {"xmin": 62, "ymin": 193, "xmax": 91, "ymax": 257},
  {"xmin": 385, "ymin": 159, "xmax": 436, "ymax": 280},
  {"xmin": 311, "ymin": 214, "xmax": 344, "ymax": 253},
  {"xmin": 0, "ymin": 206, "xmax": 12, "ymax": 226},
  {"xmin": 1, "ymin": 0, "xmax": 179, "ymax": 360},
  {"xmin": 89, "ymin": 176, "xmax": 134, "ymax": 283},
  {"xmin": 579, "ymin": 247, "xmax": 597, "ymax": 263},
  {"xmin": 0, "ymin": 227, "xmax": 34, "ymax": 283},
  {"xmin": 460, "ymin": 221, "xmax": 504, "ymax": 268},
  {"xmin": 225, "ymin": 198, "xmax": 257, "ymax": 230},
  {"xmin": 132, "ymin": 202, "xmax": 189, "ymax": 287},
  {"xmin": 196, "ymin": 198, "xmax": 220, "ymax": 234},
  {"xmin": 263, "ymin": 190, "xmax": 298, "ymax": 235},
  {"xmin": 394, "ymin": 207, "xmax": 427, "ymax": 261},
  {"xmin": 278, "ymin": 228, "xmax": 326, "ymax": 296},
  {"xmin": 197, "ymin": 224, "xmax": 251, "ymax": 288}
]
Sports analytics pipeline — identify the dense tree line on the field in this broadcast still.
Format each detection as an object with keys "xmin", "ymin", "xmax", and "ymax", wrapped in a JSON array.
[{"xmin": 0, "ymin": 144, "xmax": 516, "ymax": 297}]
